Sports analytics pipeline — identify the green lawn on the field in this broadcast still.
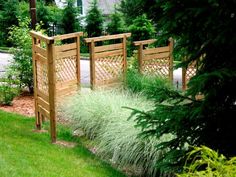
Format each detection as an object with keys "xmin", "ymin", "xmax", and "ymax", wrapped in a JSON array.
[{"xmin": 0, "ymin": 110, "xmax": 126, "ymax": 177}]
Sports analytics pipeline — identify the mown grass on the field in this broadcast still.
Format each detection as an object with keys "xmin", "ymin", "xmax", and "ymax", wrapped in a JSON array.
[{"xmin": 0, "ymin": 110, "xmax": 126, "ymax": 177}]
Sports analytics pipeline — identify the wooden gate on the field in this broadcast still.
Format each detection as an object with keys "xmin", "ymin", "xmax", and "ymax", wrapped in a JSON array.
[
  {"xmin": 134, "ymin": 38, "xmax": 174, "ymax": 83},
  {"xmin": 85, "ymin": 33, "xmax": 131, "ymax": 89},
  {"xmin": 30, "ymin": 31, "xmax": 83, "ymax": 142}
]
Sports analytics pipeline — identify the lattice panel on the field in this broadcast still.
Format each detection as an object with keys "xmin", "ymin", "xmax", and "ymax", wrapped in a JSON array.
[
  {"xmin": 56, "ymin": 55, "xmax": 77, "ymax": 83},
  {"xmin": 95, "ymin": 55, "xmax": 123, "ymax": 82},
  {"xmin": 36, "ymin": 60, "xmax": 48, "ymax": 95},
  {"xmin": 143, "ymin": 57, "xmax": 170, "ymax": 78},
  {"xmin": 186, "ymin": 63, "xmax": 197, "ymax": 82}
]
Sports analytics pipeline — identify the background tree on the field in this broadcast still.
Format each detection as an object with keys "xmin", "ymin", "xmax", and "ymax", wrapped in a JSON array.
[
  {"xmin": 37, "ymin": 1, "xmax": 51, "ymax": 31},
  {"xmin": 119, "ymin": 0, "xmax": 161, "ymax": 27},
  {"xmin": 61, "ymin": 0, "xmax": 80, "ymax": 34},
  {"xmin": 0, "ymin": 0, "xmax": 19, "ymax": 46},
  {"xmin": 85, "ymin": 0, "xmax": 103, "ymax": 37},
  {"xmin": 129, "ymin": 0, "xmax": 236, "ymax": 174},
  {"xmin": 106, "ymin": 9, "xmax": 125, "ymax": 35},
  {"xmin": 129, "ymin": 14, "xmax": 155, "ymax": 42}
]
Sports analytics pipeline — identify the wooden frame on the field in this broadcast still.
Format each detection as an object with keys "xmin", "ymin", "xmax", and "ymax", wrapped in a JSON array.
[
  {"xmin": 85, "ymin": 33, "xmax": 131, "ymax": 90},
  {"xmin": 30, "ymin": 31, "xmax": 83, "ymax": 143},
  {"xmin": 134, "ymin": 38, "xmax": 174, "ymax": 83}
]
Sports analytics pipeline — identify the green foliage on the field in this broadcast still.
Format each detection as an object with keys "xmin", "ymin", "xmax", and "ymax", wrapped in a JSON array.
[
  {"xmin": 106, "ymin": 10, "xmax": 125, "ymax": 35},
  {"xmin": 60, "ymin": 90, "xmax": 173, "ymax": 177},
  {"xmin": 0, "ymin": 0, "xmax": 19, "ymax": 46},
  {"xmin": 0, "ymin": 81, "xmax": 19, "ymax": 105},
  {"xmin": 177, "ymin": 146, "xmax": 236, "ymax": 177},
  {"xmin": 37, "ymin": 1, "xmax": 51, "ymax": 31},
  {"xmin": 85, "ymin": 0, "xmax": 104, "ymax": 37},
  {"xmin": 119, "ymin": 0, "xmax": 160, "ymax": 26},
  {"xmin": 129, "ymin": 14, "xmax": 155, "ymax": 42},
  {"xmin": 61, "ymin": 0, "xmax": 81, "ymax": 34},
  {"xmin": 8, "ymin": 18, "xmax": 39, "ymax": 93},
  {"xmin": 124, "ymin": 69, "xmax": 173, "ymax": 97},
  {"xmin": 128, "ymin": 0, "xmax": 236, "ymax": 173}
]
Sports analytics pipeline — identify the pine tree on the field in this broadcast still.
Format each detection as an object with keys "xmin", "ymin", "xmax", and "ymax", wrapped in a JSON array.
[
  {"xmin": 129, "ymin": 0, "xmax": 236, "ymax": 173},
  {"xmin": 85, "ymin": 0, "xmax": 103, "ymax": 37},
  {"xmin": 61, "ymin": 0, "xmax": 80, "ymax": 34},
  {"xmin": 128, "ymin": 14, "xmax": 155, "ymax": 41},
  {"xmin": 0, "ymin": 0, "xmax": 19, "ymax": 46},
  {"xmin": 106, "ymin": 9, "xmax": 124, "ymax": 35}
]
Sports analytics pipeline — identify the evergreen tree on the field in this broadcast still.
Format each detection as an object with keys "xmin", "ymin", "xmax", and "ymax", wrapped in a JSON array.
[
  {"xmin": 129, "ymin": 0, "xmax": 236, "ymax": 174},
  {"xmin": 106, "ymin": 9, "xmax": 125, "ymax": 35},
  {"xmin": 128, "ymin": 14, "xmax": 155, "ymax": 41},
  {"xmin": 0, "ymin": 0, "xmax": 19, "ymax": 46},
  {"xmin": 119, "ymin": 0, "xmax": 161, "ymax": 26},
  {"xmin": 37, "ymin": 1, "xmax": 51, "ymax": 31},
  {"xmin": 85, "ymin": 0, "xmax": 103, "ymax": 37},
  {"xmin": 61, "ymin": 0, "xmax": 80, "ymax": 34}
]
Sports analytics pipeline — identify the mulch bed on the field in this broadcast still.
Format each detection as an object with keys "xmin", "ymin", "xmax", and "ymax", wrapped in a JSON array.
[{"xmin": 0, "ymin": 91, "xmax": 35, "ymax": 117}]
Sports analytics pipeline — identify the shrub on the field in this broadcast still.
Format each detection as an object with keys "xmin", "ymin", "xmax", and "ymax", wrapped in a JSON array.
[
  {"xmin": 177, "ymin": 146, "xmax": 236, "ymax": 177},
  {"xmin": 7, "ymin": 18, "xmax": 33, "ymax": 93},
  {"xmin": 60, "ymin": 89, "xmax": 173, "ymax": 176},
  {"xmin": 8, "ymin": 17, "xmax": 44, "ymax": 93},
  {"xmin": 0, "ymin": 79, "xmax": 19, "ymax": 105}
]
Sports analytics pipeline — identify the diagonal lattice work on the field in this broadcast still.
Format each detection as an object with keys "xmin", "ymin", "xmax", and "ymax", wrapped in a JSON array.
[
  {"xmin": 182, "ymin": 61, "xmax": 197, "ymax": 90},
  {"xmin": 31, "ymin": 31, "xmax": 83, "ymax": 143},
  {"xmin": 142, "ymin": 57, "xmax": 170, "ymax": 78},
  {"xmin": 85, "ymin": 33, "xmax": 131, "ymax": 89},
  {"xmin": 134, "ymin": 38, "xmax": 174, "ymax": 83},
  {"xmin": 95, "ymin": 55, "xmax": 124, "ymax": 84},
  {"xmin": 56, "ymin": 55, "xmax": 77, "ymax": 82},
  {"xmin": 36, "ymin": 58, "xmax": 48, "ymax": 95}
]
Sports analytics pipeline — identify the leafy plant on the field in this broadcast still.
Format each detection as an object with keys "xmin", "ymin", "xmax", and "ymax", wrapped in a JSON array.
[
  {"xmin": 0, "ymin": 79, "xmax": 19, "ymax": 105},
  {"xmin": 8, "ymin": 17, "xmax": 43, "ymax": 93},
  {"xmin": 177, "ymin": 146, "xmax": 236, "ymax": 177},
  {"xmin": 60, "ymin": 89, "xmax": 173, "ymax": 177}
]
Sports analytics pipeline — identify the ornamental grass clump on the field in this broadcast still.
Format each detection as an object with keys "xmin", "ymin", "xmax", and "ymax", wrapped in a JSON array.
[{"xmin": 60, "ymin": 89, "xmax": 173, "ymax": 177}]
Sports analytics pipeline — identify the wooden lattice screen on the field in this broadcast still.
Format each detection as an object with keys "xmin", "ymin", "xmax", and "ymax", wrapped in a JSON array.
[
  {"xmin": 134, "ymin": 38, "xmax": 174, "ymax": 83},
  {"xmin": 85, "ymin": 33, "xmax": 131, "ymax": 89},
  {"xmin": 182, "ymin": 61, "xmax": 197, "ymax": 90},
  {"xmin": 30, "ymin": 31, "xmax": 83, "ymax": 142}
]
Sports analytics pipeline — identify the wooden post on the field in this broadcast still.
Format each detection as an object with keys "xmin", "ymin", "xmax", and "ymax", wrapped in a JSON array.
[
  {"xmin": 29, "ymin": 0, "xmax": 37, "ymax": 30},
  {"xmin": 76, "ymin": 36, "xmax": 81, "ymax": 90},
  {"xmin": 122, "ymin": 36, "xmax": 127, "ymax": 79},
  {"xmin": 169, "ymin": 38, "xmax": 174, "ymax": 84},
  {"xmin": 47, "ymin": 40, "xmax": 56, "ymax": 143},
  {"xmin": 90, "ymin": 40, "xmax": 95, "ymax": 90},
  {"xmin": 32, "ymin": 37, "xmax": 41, "ymax": 130},
  {"xmin": 138, "ymin": 44, "xmax": 143, "ymax": 73},
  {"xmin": 182, "ymin": 68, "xmax": 187, "ymax": 90}
]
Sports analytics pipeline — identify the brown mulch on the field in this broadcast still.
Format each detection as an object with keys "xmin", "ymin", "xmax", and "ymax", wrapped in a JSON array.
[{"xmin": 0, "ymin": 91, "xmax": 35, "ymax": 117}]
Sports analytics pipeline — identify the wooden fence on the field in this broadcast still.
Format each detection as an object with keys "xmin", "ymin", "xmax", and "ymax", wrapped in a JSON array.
[
  {"xmin": 182, "ymin": 61, "xmax": 197, "ymax": 90},
  {"xmin": 30, "ymin": 31, "xmax": 83, "ymax": 143},
  {"xmin": 134, "ymin": 38, "xmax": 174, "ymax": 83},
  {"xmin": 85, "ymin": 33, "xmax": 131, "ymax": 89}
]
